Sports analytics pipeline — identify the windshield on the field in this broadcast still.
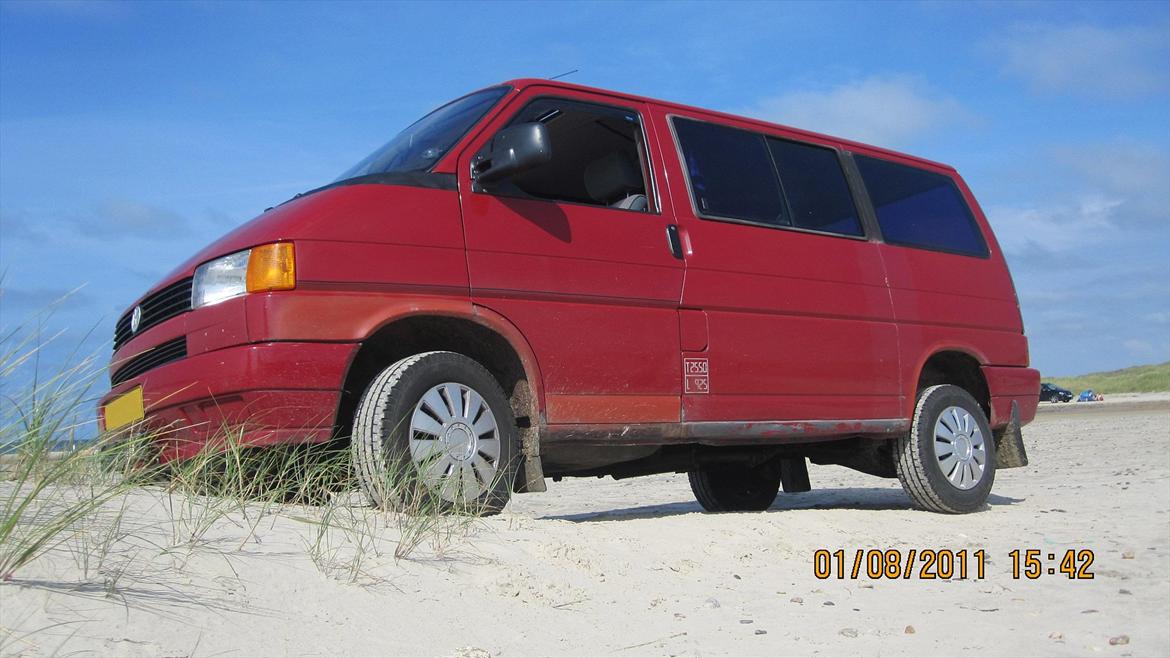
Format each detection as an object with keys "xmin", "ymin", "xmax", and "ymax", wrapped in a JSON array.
[{"xmin": 336, "ymin": 86, "xmax": 509, "ymax": 181}]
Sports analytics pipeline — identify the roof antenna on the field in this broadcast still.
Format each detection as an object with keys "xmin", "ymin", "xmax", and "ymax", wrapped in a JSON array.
[{"xmin": 548, "ymin": 69, "xmax": 579, "ymax": 81}]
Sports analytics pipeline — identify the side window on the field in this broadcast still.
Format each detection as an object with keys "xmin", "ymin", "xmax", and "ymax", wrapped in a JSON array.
[
  {"xmin": 767, "ymin": 138, "xmax": 863, "ymax": 237},
  {"xmin": 481, "ymin": 98, "xmax": 652, "ymax": 212},
  {"xmin": 855, "ymin": 155, "xmax": 988, "ymax": 256},
  {"xmin": 672, "ymin": 117, "xmax": 785, "ymax": 226}
]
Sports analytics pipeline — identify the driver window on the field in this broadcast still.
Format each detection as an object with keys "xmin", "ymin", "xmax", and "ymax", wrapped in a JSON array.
[{"xmin": 482, "ymin": 98, "xmax": 653, "ymax": 212}]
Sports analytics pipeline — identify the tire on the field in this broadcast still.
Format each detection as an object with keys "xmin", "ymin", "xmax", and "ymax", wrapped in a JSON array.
[
  {"xmin": 688, "ymin": 463, "xmax": 781, "ymax": 512},
  {"xmin": 895, "ymin": 384, "xmax": 996, "ymax": 514},
  {"xmin": 351, "ymin": 351, "xmax": 519, "ymax": 515}
]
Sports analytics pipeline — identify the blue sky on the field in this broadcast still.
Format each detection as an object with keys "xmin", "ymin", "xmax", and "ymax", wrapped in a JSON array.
[{"xmin": 1, "ymin": 0, "xmax": 1168, "ymax": 393}]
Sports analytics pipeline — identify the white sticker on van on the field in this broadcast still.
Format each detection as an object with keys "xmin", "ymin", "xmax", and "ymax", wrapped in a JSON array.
[{"xmin": 684, "ymin": 357, "xmax": 709, "ymax": 394}]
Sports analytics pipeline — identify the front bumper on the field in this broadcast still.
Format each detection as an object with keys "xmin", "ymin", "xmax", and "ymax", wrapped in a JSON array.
[{"xmin": 99, "ymin": 340, "xmax": 357, "ymax": 462}]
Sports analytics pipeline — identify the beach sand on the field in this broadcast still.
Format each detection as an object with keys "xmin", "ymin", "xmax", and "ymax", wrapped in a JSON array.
[{"xmin": 3, "ymin": 395, "xmax": 1168, "ymax": 657}]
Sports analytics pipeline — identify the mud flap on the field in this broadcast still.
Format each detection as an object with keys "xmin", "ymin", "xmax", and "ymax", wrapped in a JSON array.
[
  {"xmin": 780, "ymin": 457, "xmax": 811, "ymax": 493},
  {"xmin": 510, "ymin": 381, "xmax": 545, "ymax": 493},
  {"xmin": 994, "ymin": 400, "xmax": 1029, "ymax": 469},
  {"xmin": 518, "ymin": 425, "xmax": 546, "ymax": 492}
]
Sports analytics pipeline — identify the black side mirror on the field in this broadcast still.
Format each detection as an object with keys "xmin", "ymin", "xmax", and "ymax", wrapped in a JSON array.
[{"xmin": 472, "ymin": 122, "xmax": 552, "ymax": 186}]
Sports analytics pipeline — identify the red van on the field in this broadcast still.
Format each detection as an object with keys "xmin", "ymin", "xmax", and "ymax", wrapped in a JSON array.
[{"xmin": 100, "ymin": 79, "xmax": 1039, "ymax": 514}]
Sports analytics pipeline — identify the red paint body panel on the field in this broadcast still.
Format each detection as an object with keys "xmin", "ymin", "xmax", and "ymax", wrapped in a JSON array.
[
  {"xmin": 100, "ymin": 78, "xmax": 1039, "ymax": 464},
  {"xmin": 678, "ymin": 310, "xmax": 709, "ymax": 352},
  {"xmin": 984, "ymin": 365, "xmax": 1043, "ymax": 396},
  {"xmin": 104, "ymin": 341, "xmax": 353, "ymax": 462},
  {"xmin": 985, "ymin": 365, "xmax": 1042, "ymax": 426},
  {"xmin": 648, "ymin": 105, "xmax": 902, "ymax": 422},
  {"xmin": 456, "ymin": 87, "xmax": 685, "ymax": 422},
  {"xmin": 991, "ymin": 395, "xmax": 1039, "ymax": 427},
  {"xmin": 174, "ymin": 185, "xmax": 464, "ymax": 282},
  {"xmin": 547, "ymin": 395, "xmax": 679, "ymax": 424}
]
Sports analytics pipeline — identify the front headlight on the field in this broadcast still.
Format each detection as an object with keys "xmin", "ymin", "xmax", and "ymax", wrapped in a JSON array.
[
  {"xmin": 193, "ymin": 249, "xmax": 250, "ymax": 308},
  {"xmin": 192, "ymin": 242, "xmax": 296, "ymax": 309}
]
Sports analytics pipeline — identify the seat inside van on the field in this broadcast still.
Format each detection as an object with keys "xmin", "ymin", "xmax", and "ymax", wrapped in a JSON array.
[{"xmin": 499, "ymin": 98, "xmax": 651, "ymax": 212}]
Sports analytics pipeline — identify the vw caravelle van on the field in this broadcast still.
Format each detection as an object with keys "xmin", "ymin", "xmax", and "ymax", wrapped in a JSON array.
[{"xmin": 100, "ymin": 79, "xmax": 1039, "ymax": 514}]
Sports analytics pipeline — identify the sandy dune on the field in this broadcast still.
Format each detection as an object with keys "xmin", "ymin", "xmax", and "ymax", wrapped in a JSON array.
[{"xmin": 3, "ymin": 395, "xmax": 1168, "ymax": 657}]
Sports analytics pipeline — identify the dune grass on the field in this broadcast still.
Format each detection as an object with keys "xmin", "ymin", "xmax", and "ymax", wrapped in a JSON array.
[
  {"xmin": 0, "ymin": 306, "xmax": 161, "ymax": 580},
  {"xmin": 1047, "ymin": 361, "xmax": 1170, "ymax": 395},
  {"xmin": 0, "ymin": 315, "xmax": 492, "ymax": 588}
]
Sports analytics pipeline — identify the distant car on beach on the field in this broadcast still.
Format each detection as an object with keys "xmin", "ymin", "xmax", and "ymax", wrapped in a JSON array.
[{"xmin": 1040, "ymin": 383, "xmax": 1073, "ymax": 403}]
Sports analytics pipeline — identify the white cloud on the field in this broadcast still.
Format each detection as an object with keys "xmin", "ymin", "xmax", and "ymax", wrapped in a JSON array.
[
  {"xmin": 1122, "ymin": 339, "xmax": 1158, "ymax": 360},
  {"xmin": 986, "ymin": 23, "xmax": 1170, "ymax": 97},
  {"xmin": 0, "ymin": 285, "xmax": 92, "ymax": 312},
  {"xmin": 1051, "ymin": 141, "xmax": 1170, "ymax": 224},
  {"xmin": 0, "ymin": 208, "xmax": 43, "ymax": 241},
  {"xmin": 987, "ymin": 195, "xmax": 1120, "ymax": 256},
  {"xmin": 736, "ymin": 75, "xmax": 970, "ymax": 147},
  {"xmin": 78, "ymin": 200, "xmax": 190, "ymax": 239},
  {"xmin": 988, "ymin": 139, "xmax": 1170, "ymax": 258}
]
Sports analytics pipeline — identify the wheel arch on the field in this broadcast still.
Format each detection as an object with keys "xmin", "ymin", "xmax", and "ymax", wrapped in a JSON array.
[
  {"xmin": 334, "ymin": 306, "xmax": 544, "ymax": 443},
  {"xmin": 913, "ymin": 348, "xmax": 991, "ymax": 419}
]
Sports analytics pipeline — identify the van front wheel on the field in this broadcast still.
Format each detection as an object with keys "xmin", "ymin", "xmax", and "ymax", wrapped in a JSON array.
[
  {"xmin": 895, "ymin": 384, "xmax": 996, "ymax": 514},
  {"xmin": 689, "ymin": 464, "xmax": 781, "ymax": 512},
  {"xmin": 351, "ymin": 351, "xmax": 519, "ymax": 515}
]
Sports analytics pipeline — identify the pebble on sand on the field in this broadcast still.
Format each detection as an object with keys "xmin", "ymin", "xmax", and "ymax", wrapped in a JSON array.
[
  {"xmin": 790, "ymin": 597, "xmax": 803, "ymax": 604},
  {"xmin": 703, "ymin": 597, "xmax": 720, "ymax": 609},
  {"xmin": 1122, "ymin": 551, "xmax": 1135, "ymax": 559},
  {"xmin": 452, "ymin": 648, "xmax": 492, "ymax": 658},
  {"xmin": 904, "ymin": 626, "xmax": 916, "ymax": 635},
  {"xmin": 1109, "ymin": 635, "xmax": 1130, "ymax": 646},
  {"xmin": 1048, "ymin": 632, "xmax": 1064, "ymax": 641},
  {"xmin": 839, "ymin": 628, "xmax": 859, "ymax": 638},
  {"xmin": 754, "ymin": 629, "xmax": 767, "ymax": 636}
]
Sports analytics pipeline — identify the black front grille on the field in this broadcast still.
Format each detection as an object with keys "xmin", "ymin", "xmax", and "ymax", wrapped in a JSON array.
[
  {"xmin": 114, "ymin": 277, "xmax": 193, "ymax": 351},
  {"xmin": 110, "ymin": 337, "xmax": 188, "ymax": 386}
]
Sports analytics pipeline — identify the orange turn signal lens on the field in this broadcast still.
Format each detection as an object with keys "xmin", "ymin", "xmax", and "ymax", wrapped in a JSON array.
[{"xmin": 246, "ymin": 242, "xmax": 296, "ymax": 293}]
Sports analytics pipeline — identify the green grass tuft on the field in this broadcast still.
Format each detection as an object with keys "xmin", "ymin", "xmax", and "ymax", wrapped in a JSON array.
[{"xmin": 1, "ymin": 300, "xmax": 489, "ymax": 587}]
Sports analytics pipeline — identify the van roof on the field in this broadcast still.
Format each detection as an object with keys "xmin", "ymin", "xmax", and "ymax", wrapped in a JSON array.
[{"xmin": 500, "ymin": 78, "xmax": 956, "ymax": 172}]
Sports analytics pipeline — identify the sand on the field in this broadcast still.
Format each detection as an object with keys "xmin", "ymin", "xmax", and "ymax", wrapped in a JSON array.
[{"xmin": 3, "ymin": 395, "xmax": 1168, "ymax": 657}]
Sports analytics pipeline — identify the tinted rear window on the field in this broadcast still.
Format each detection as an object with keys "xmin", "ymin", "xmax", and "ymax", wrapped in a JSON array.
[
  {"xmin": 855, "ymin": 155, "xmax": 987, "ymax": 256},
  {"xmin": 673, "ymin": 118, "xmax": 785, "ymax": 225},
  {"xmin": 767, "ymin": 138, "xmax": 862, "ymax": 237}
]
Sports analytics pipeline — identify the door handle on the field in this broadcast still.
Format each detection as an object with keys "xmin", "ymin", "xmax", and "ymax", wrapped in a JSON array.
[{"xmin": 666, "ymin": 224, "xmax": 683, "ymax": 260}]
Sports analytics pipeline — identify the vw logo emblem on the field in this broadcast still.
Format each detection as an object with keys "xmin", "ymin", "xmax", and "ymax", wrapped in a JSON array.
[{"xmin": 130, "ymin": 306, "xmax": 143, "ymax": 333}]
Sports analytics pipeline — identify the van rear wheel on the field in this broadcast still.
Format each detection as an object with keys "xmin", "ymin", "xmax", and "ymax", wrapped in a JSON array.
[
  {"xmin": 351, "ymin": 351, "xmax": 519, "ymax": 515},
  {"xmin": 895, "ymin": 384, "xmax": 996, "ymax": 514},
  {"xmin": 688, "ymin": 463, "xmax": 781, "ymax": 512}
]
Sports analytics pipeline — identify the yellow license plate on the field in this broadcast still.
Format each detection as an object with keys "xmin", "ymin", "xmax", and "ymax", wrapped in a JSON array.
[{"xmin": 104, "ymin": 387, "xmax": 145, "ymax": 431}]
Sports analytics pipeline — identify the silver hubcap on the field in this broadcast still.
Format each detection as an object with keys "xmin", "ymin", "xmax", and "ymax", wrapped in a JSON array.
[
  {"xmin": 932, "ymin": 406, "xmax": 986, "ymax": 490},
  {"xmin": 409, "ymin": 382, "xmax": 501, "ymax": 503}
]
